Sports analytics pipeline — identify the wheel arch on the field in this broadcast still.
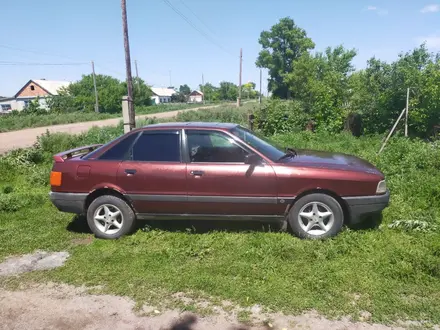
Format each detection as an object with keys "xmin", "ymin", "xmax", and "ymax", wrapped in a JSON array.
[
  {"xmin": 85, "ymin": 188, "xmax": 135, "ymax": 212},
  {"xmin": 286, "ymin": 188, "xmax": 350, "ymax": 224}
]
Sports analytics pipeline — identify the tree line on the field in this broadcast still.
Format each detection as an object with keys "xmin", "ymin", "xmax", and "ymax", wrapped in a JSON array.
[{"xmin": 256, "ymin": 17, "xmax": 440, "ymax": 138}]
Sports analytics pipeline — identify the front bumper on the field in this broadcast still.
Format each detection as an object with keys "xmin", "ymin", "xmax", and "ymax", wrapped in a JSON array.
[
  {"xmin": 342, "ymin": 190, "xmax": 390, "ymax": 224},
  {"xmin": 49, "ymin": 192, "xmax": 87, "ymax": 214}
]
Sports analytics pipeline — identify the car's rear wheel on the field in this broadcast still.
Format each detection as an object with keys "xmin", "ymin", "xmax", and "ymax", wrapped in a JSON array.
[
  {"xmin": 87, "ymin": 195, "xmax": 136, "ymax": 239},
  {"xmin": 288, "ymin": 193, "xmax": 344, "ymax": 239}
]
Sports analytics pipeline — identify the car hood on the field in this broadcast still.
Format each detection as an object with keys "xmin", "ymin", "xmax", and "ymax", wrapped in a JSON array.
[{"xmin": 280, "ymin": 149, "xmax": 382, "ymax": 175}]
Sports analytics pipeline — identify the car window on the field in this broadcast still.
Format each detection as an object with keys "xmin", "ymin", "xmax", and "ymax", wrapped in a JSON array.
[
  {"xmin": 132, "ymin": 131, "xmax": 180, "ymax": 162},
  {"xmin": 98, "ymin": 133, "xmax": 139, "ymax": 160},
  {"xmin": 186, "ymin": 130, "xmax": 248, "ymax": 163},
  {"xmin": 230, "ymin": 126, "xmax": 285, "ymax": 162}
]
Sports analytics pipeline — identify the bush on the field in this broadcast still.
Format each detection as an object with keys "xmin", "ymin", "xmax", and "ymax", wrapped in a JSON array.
[{"xmin": 254, "ymin": 100, "xmax": 310, "ymax": 135}]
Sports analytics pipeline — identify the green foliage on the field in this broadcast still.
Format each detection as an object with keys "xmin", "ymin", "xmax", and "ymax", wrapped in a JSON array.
[
  {"xmin": 255, "ymin": 99, "xmax": 309, "ymax": 134},
  {"xmin": 256, "ymin": 17, "xmax": 315, "ymax": 99},
  {"xmin": 175, "ymin": 104, "xmax": 251, "ymax": 124},
  {"xmin": 179, "ymin": 84, "xmax": 191, "ymax": 96},
  {"xmin": 48, "ymin": 75, "xmax": 152, "ymax": 114}
]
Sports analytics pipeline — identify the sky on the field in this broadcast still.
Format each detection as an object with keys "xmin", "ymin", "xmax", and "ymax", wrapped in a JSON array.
[{"xmin": 1, "ymin": 0, "xmax": 439, "ymax": 96}]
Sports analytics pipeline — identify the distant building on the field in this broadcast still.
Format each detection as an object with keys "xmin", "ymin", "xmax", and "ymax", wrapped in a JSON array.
[
  {"xmin": 150, "ymin": 87, "xmax": 176, "ymax": 104},
  {"xmin": 188, "ymin": 90, "xmax": 204, "ymax": 103},
  {"xmin": 0, "ymin": 79, "xmax": 71, "ymax": 112}
]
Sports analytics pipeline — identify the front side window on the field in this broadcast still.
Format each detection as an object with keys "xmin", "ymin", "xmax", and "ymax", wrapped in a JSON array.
[
  {"xmin": 186, "ymin": 130, "xmax": 248, "ymax": 163},
  {"xmin": 132, "ymin": 131, "xmax": 180, "ymax": 162},
  {"xmin": 230, "ymin": 126, "xmax": 285, "ymax": 162}
]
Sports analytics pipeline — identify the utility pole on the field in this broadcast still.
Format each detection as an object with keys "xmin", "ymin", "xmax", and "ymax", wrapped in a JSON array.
[
  {"xmin": 135, "ymin": 59, "xmax": 140, "ymax": 93},
  {"xmin": 121, "ymin": 0, "xmax": 135, "ymax": 130},
  {"xmin": 259, "ymin": 69, "xmax": 262, "ymax": 104},
  {"xmin": 405, "ymin": 87, "xmax": 410, "ymax": 137},
  {"xmin": 202, "ymin": 73, "xmax": 205, "ymax": 104},
  {"xmin": 237, "ymin": 48, "xmax": 242, "ymax": 107},
  {"xmin": 169, "ymin": 70, "xmax": 172, "ymax": 87},
  {"xmin": 91, "ymin": 61, "xmax": 99, "ymax": 113}
]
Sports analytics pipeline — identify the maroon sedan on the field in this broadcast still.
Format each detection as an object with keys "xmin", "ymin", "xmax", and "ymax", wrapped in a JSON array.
[{"xmin": 49, "ymin": 122, "xmax": 389, "ymax": 239}]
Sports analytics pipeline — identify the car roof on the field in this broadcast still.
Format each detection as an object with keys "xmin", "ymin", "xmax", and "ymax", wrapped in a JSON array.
[{"xmin": 142, "ymin": 122, "xmax": 239, "ymax": 130}]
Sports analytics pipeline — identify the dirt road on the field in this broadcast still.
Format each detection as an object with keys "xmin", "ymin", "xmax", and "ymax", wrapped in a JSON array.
[
  {"xmin": 0, "ymin": 283, "xmax": 410, "ymax": 330},
  {"xmin": 0, "ymin": 105, "xmax": 218, "ymax": 154}
]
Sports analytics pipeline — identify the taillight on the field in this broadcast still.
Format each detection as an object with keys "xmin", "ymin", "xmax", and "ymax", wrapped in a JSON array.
[{"xmin": 50, "ymin": 171, "xmax": 62, "ymax": 186}]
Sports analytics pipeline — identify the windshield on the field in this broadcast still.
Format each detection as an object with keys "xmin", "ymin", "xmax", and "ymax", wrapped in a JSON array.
[{"xmin": 230, "ymin": 126, "xmax": 285, "ymax": 162}]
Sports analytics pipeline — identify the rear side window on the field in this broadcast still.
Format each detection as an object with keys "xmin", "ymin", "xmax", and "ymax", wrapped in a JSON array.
[
  {"xmin": 99, "ymin": 133, "xmax": 139, "ymax": 160},
  {"xmin": 132, "ymin": 131, "xmax": 181, "ymax": 162}
]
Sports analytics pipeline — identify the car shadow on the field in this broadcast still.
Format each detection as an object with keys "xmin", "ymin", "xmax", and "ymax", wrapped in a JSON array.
[
  {"xmin": 346, "ymin": 213, "xmax": 383, "ymax": 231},
  {"xmin": 140, "ymin": 219, "xmax": 287, "ymax": 234},
  {"xmin": 66, "ymin": 215, "xmax": 92, "ymax": 234},
  {"xmin": 164, "ymin": 313, "xmax": 272, "ymax": 330}
]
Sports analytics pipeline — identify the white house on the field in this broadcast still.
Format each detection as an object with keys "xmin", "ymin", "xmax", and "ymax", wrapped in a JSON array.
[
  {"xmin": 150, "ymin": 87, "xmax": 176, "ymax": 104},
  {"xmin": 0, "ymin": 79, "xmax": 71, "ymax": 112},
  {"xmin": 188, "ymin": 90, "xmax": 204, "ymax": 103}
]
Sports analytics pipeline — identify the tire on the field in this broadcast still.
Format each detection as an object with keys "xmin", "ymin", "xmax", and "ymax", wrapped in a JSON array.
[
  {"xmin": 288, "ymin": 193, "xmax": 344, "ymax": 239},
  {"xmin": 87, "ymin": 195, "xmax": 136, "ymax": 239}
]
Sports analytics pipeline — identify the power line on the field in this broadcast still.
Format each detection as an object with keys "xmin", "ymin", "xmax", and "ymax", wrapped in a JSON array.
[
  {"xmin": 162, "ymin": 0, "xmax": 235, "ymax": 57},
  {"xmin": 0, "ymin": 44, "xmax": 78, "ymax": 61},
  {"xmin": 179, "ymin": 0, "xmax": 217, "ymax": 36}
]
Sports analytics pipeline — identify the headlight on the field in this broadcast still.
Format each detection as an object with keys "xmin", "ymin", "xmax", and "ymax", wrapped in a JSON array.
[{"xmin": 376, "ymin": 180, "xmax": 387, "ymax": 194}]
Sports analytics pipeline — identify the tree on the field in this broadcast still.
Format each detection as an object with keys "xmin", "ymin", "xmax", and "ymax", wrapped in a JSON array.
[
  {"xmin": 284, "ymin": 45, "xmax": 357, "ymax": 132},
  {"xmin": 218, "ymin": 81, "xmax": 238, "ymax": 101},
  {"xmin": 48, "ymin": 74, "xmax": 152, "ymax": 114},
  {"xmin": 242, "ymin": 82, "xmax": 257, "ymax": 99},
  {"xmin": 171, "ymin": 92, "xmax": 187, "ymax": 103},
  {"xmin": 256, "ymin": 17, "xmax": 315, "ymax": 99},
  {"xmin": 179, "ymin": 84, "xmax": 191, "ymax": 96},
  {"xmin": 199, "ymin": 83, "xmax": 218, "ymax": 102}
]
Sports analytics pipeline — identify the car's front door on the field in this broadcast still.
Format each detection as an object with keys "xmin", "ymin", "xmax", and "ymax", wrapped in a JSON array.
[
  {"xmin": 184, "ymin": 129, "xmax": 281, "ymax": 216},
  {"xmin": 117, "ymin": 129, "xmax": 187, "ymax": 214}
]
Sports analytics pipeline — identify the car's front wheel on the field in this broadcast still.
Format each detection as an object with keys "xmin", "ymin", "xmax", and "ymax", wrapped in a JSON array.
[
  {"xmin": 288, "ymin": 193, "xmax": 344, "ymax": 239},
  {"xmin": 87, "ymin": 195, "xmax": 136, "ymax": 239}
]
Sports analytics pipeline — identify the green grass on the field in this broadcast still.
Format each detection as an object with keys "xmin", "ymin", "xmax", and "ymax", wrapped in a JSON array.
[
  {"xmin": 1, "ymin": 116, "xmax": 440, "ymax": 325},
  {"xmin": 0, "ymin": 103, "xmax": 207, "ymax": 133}
]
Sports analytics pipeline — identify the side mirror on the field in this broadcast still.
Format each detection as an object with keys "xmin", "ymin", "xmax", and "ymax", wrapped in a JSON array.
[{"xmin": 245, "ymin": 153, "xmax": 261, "ymax": 165}]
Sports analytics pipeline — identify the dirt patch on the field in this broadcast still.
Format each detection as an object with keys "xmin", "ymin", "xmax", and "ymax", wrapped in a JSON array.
[
  {"xmin": 0, "ymin": 283, "xmax": 427, "ymax": 330},
  {"xmin": 0, "ymin": 251, "xmax": 69, "ymax": 276}
]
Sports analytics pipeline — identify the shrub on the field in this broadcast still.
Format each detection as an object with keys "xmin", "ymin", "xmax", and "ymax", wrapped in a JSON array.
[{"xmin": 254, "ymin": 100, "xmax": 310, "ymax": 135}]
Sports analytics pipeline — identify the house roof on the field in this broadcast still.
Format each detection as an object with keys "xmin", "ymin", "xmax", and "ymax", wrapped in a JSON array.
[
  {"xmin": 14, "ymin": 79, "xmax": 71, "ymax": 98},
  {"xmin": 151, "ymin": 87, "xmax": 176, "ymax": 97},
  {"xmin": 33, "ymin": 80, "xmax": 71, "ymax": 95},
  {"xmin": 190, "ymin": 90, "xmax": 204, "ymax": 96}
]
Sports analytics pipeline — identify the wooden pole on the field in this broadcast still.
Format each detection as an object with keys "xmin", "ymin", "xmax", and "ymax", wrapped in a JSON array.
[
  {"xmin": 237, "ymin": 48, "xmax": 242, "ymax": 107},
  {"xmin": 379, "ymin": 108, "xmax": 406, "ymax": 154},
  {"xmin": 121, "ymin": 0, "xmax": 135, "ymax": 130},
  {"xmin": 405, "ymin": 87, "xmax": 410, "ymax": 137},
  {"xmin": 91, "ymin": 61, "xmax": 99, "ymax": 113}
]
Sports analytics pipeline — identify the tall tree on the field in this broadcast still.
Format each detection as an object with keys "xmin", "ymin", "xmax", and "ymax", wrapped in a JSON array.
[
  {"xmin": 179, "ymin": 84, "xmax": 191, "ymax": 96},
  {"xmin": 256, "ymin": 17, "xmax": 315, "ymax": 99}
]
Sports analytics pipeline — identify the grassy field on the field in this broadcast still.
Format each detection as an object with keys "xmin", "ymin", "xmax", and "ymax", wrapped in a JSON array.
[
  {"xmin": 0, "ymin": 103, "xmax": 208, "ymax": 133},
  {"xmin": 0, "ymin": 106, "xmax": 439, "ymax": 325}
]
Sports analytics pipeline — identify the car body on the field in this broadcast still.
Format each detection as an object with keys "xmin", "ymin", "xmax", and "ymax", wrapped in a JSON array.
[{"xmin": 49, "ymin": 122, "xmax": 390, "ymax": 239}]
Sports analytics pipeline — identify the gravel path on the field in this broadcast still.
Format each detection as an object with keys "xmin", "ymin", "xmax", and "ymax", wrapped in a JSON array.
[{"xmin": 0, "ymin": 105, "xmax": 219, "ymax": 154}]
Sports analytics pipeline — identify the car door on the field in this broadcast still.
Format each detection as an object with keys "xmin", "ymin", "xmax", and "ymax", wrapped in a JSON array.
[
  {"xmin": 117, "ymin": 129, "xmax": 187, "ymax": 214},
  {"xmin": 184, "ymin": 129, "xmax": 280, "ymax": 216}
]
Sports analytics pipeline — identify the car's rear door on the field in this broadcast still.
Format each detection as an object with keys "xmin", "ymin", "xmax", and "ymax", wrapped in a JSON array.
[
  {"xmin": 117, "ymin": 129, "xmax": 187, "ymax": 214},
  {"xmin": 184, "ymin": 129, "xmax": 281, "ymax": 216}
]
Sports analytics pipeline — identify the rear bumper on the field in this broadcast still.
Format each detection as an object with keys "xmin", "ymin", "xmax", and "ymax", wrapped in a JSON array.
[
  {"xmin": 343, "ymin": 190, "xmax": 390, "ymax": 224},
  {"xmin": 49, "ymin": 192, "xmax": 87, "ymax": 214}
]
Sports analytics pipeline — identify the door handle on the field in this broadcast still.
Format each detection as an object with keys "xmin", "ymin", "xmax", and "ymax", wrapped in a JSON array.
[
  {"xmin": 125, "ymin": 169, "xmax": 137, "ymax": 175},
  {"xmin": 190, "ymin": 170, "xmax": 204, "ymax": 176}
]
